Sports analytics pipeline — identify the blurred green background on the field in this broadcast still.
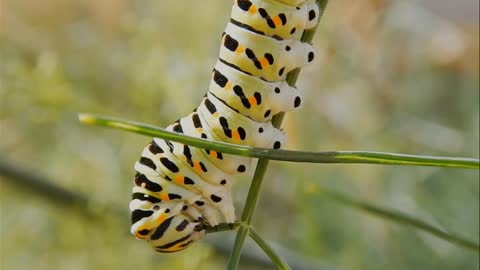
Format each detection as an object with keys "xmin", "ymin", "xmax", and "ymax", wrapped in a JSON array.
[{"xmin": 1, "ymin": 0, "xmax": 479, "ymax": 269}]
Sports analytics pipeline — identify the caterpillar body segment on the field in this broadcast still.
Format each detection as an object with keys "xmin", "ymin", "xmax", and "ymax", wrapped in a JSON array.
[
  {"xmin": 197, "ymin": 92, "xmax": 286, "ymax": 149},
  {"xmin": 174, "ymin": 112, "xmax": 253, "ymax": 174},
  {"xmin": 130, "ymin": 0, "xmax": 318, "ymax": 253},
  {"xmin": 162, "ymin": 131, "xmax": 236, "ymax": 188},
  {"xmin": 150, "ymin": 214, "xmax": 206, "ymax": 253},
  {"xmin": 144, "ymin": 138, "xmax": 236, "ymax": 221},
  {"xmin": 220, "ymin": 22, "xmax": 315, "ymax": 82},
  {"xmin": 130, "ymin": 199, "xmax": 185, "ymax": 238},
  {"xmin": 132, "ymin": 171, "xmax": 203, "ymax": 207},
  {"xmin": 209, "ymin": 60, "xmax": 303, "ymax": 122},
  {"xmin": 231, "ymin": 0, "xmax": 319, "ymax": 40}
]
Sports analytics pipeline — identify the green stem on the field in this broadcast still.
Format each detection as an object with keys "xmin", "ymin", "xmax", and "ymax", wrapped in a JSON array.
[
  {"xmin": 240, "ymin": 159, "xmax": 272, "ymax": 223},
  {"xmin": 227, "ymin": 224, "xmax": 250, "ymax": 270},
  {"xmin": 205, "ymin": 222, "xmax": 241, "ymax": 233},
  {"xmin": 320, "ymin": 188, "xmax": 480, "ymax": 253},
  {"xmin": 79, "ymin": 114, "xmax": 479, "ymax": 169},
  {"xmin": 249, "ymin": 227, "xmax": 292, "ymax": 270}
]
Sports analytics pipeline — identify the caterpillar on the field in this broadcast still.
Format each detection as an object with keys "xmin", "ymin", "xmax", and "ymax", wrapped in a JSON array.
[{"xmin": 130, "ymin": 0, "xmax": 320, "ymax": 253}]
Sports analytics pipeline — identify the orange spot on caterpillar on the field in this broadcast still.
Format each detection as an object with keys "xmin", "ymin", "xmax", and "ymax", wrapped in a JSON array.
[
  {"xmin": 176, "ymin": 175, "xmax": 185, "ymax": 185},
  {"xmin": 213, "ymin": 112, "xmax": 220, "ymax": 118},
  {"xmin": 273, "ymin": 16, "xmax": 282, "ymax": 26},
  {"xmin": 197, "ymin": 128, "xmax": 204, "ymax": 133},
  {"xmin": 232, "ymin": 130, "xmax": 241, "ymax": 141},
  {"xmin": 210, "ymin": 150, "xmax": 218, "ymax": 159},
  {"xmin": 156, "ymin": 213, "xmax": 168, "ymax": 224},
  {"xmin": 194, "ymin": 162, "xmax": 203, "ymax": 173},
  {"xmin": 260, "ymin": 57, "xmax": 270, "ymax": 67},
  {"xmin": 141, "ymin": 182, "xmax": 146, "ymax": 188},
  {"xmin": 225, "ymin": 82, "xmax": 233, "ymax": 90},
  {"xmin": 249, "ymin": 5, "xmax": 258, "ymax": 14},
  {"xmin": 249, "ymin": 96, "xmax": 258, "ymax": 106},
  {"xmin": 160, "ymin": 193, "xmax": 170, "ymax": 201},
  {"xmin": 236, "ymin": 45, "xmax": 245, "ymax": 54}
]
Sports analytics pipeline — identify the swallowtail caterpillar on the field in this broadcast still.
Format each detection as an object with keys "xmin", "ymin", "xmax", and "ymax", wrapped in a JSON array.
[{"xmin": 131, "ymin": 0, "xmax": 320, "ymax": 253}]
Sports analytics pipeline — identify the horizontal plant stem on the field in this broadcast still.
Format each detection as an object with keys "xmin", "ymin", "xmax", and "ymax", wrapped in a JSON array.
[
  {"xmin": 79, "ymin": 114, "xmax": 479, "ymax": 169},
  {"xmin": 249, "ymin": 227, "xmax": 292, "ymax": 270},
  {"xmin": 319, "ymin": 188, "xmax": 480, "ymax": 253},
  {"xmin": 205, "ymin": 222, "xmax": 241, "ymax": 233}
]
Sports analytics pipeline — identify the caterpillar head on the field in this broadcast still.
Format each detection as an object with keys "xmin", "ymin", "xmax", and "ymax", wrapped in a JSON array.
[
  {"xmin": 149, "ymin": 214, "xmax": 206, "ymax": 253},
  {"xmin": 130, "ymin": 198, "xmax": 183, "ymax": 240},
  {"xmin": 131, "ymin": 198, "xmax": 206, "ymax": 253}
]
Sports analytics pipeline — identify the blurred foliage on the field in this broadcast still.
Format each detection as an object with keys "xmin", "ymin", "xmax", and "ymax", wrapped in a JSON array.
[{"xmin": 1, "ymin": 0, "xmax": 479, "ymax": 269}]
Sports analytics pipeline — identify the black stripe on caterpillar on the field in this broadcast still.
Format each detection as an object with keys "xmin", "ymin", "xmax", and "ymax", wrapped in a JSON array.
[{"xmin": 130, "ymin": 0, "xmax": 320, "ymax": 253}]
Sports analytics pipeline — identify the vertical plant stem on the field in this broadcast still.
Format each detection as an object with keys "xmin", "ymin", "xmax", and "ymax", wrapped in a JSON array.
[
  {"xmin": 240, "ymin": 159, "xmax": 272, "ymax": 223},
  {"xmin": 227, "ymin": 1, "xmax": 329, "ymax": 269},
  {"xmin": 227, "ymin": 224, "xmax": 250, "ymax": 270}
]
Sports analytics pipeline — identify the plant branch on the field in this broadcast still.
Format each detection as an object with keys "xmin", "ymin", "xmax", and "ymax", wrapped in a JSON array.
[
  {"xmin": 205, "ymin": 222, "xmax": 241, "ymax": 233},
  {"xmin": 79, "ymin": 114, "xmax": 479, "ymax": 169}
]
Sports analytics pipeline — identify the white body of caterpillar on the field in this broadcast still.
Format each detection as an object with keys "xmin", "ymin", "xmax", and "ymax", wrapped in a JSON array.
[{"xmin": 130, "ymin": 0, "xmax": 319, "ymax": 253}]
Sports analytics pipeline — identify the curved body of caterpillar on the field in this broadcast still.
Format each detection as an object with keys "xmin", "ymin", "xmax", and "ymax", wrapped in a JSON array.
[{"xmin": 130, "ymin": 0, "xmax": 320, "ymax": 253}]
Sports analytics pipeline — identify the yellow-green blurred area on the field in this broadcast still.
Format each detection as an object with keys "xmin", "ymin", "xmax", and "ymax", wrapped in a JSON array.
[{"xmin": 1, "ymin": 0, "xmax": 479, "ymax": 269}]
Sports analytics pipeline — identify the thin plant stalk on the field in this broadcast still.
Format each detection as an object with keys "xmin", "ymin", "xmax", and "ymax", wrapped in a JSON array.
[
  {"xmin": 227, "ymin": 224, "xmax": 250, "ymax": 269},
  {"xmin": 78, "ymin": 114, "xmax": 479, "ymax": 169}
]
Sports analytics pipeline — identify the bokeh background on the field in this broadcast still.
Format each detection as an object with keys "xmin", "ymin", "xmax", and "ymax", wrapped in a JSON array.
[{"xmin": 1, "ymin": 0, "xmax": 479, "ymax": 269}]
